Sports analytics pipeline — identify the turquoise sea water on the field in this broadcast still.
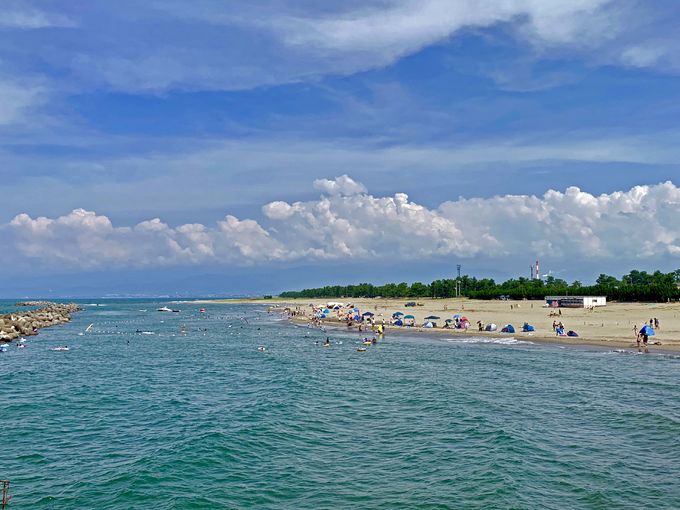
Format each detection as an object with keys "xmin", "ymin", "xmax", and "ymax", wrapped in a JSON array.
[{"xmin": 1, "ymin": 300, "xmax": 679, "ymax": 509}]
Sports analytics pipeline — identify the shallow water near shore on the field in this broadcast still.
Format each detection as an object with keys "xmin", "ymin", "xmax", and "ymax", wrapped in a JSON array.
[{"xmin": 1, "ymin": 300, "xmax": 679, "ymax": 509}]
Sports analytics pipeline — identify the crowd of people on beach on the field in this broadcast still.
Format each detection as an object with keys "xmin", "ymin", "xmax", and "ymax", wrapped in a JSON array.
[{"xmin": 276, "ymin": 302, "xmax": 665, "ymax": 352}]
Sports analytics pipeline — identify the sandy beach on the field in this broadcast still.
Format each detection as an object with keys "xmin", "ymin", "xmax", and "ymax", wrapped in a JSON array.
[{"xmin": 194, "ymin": 297, "xmax": 680, "ymax": 351}]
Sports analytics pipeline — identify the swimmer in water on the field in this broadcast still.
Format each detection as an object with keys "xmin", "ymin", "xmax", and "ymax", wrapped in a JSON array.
[{"xmin": 324, "ymin": 337, "xmax": 331, "ymax": 346}]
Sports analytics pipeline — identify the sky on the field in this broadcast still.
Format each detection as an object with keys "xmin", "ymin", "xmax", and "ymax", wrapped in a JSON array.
[{"xmin": 1, "ymin": 0, "xmax": 680, "ymax": 297}]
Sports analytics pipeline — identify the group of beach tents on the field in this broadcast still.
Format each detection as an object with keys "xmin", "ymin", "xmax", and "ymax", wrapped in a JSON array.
[
  {"xmin": 391, "ymin": 311, "xmax": 415, "ymax": 326},
  {"xmin": 314, "ymin": 304, "xmax": 584, "ymax": 337}
]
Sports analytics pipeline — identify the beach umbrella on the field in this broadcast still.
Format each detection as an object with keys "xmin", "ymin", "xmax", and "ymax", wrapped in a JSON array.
[
  {"xmin": 445, "ymin": 319, "xmax": 453, "ymax": 323},
  {"xmin": 640, "ymin": 325, "xmax": 655, "ymax": 336},
  {"xmin": 424, "ymin": 315, "xmax": 440, "ymax": 320},
  {"xmin": 393, "ymin": 311, "xmax": 404, "ymax": 316},
  {"xmin": 460, "ymin": 316, "xmax": 469, "ymax": 322},
  {"xmin": 404, "ymin": 314, "xmax": 415, "ymax": 319},
  {"xmin": 453, "ymin": 314, "xmax": 462, "ymax": 319},
  {"xmin": 362, "ymin": 311, "xmax": 375, "ymax": 317}
]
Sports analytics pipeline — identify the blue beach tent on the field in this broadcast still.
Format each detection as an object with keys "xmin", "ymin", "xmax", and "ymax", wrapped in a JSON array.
[
  {"xmin": 501, "ymin": 324, "xmax": 515, "ymax": 333},
  {"xmin": 522, "ymin": 323, "xmax": 535, "ymax": 332}
]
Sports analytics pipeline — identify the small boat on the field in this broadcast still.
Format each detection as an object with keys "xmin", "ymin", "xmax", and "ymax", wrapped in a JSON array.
[
  {"xmin": 357, "ymin": 347, "xmax": 367, "ymax": 352},
  {"xmin": 199, "ymin": 308, "xmax": 206, "ymax": 313},
  {"xmin": 257, "ymin": 346, "xmax": 266, "ymax": 352},
  {"xmin": 157, "ymin": 307, "xmax": 173, "ymax": 312},
  {"xmin": 362, "ymin": 341, "xmax": 372, "ymax": 346},
  {"xmin": 52, "ymin": 346, "xmax": 69, "ymax": 351}
]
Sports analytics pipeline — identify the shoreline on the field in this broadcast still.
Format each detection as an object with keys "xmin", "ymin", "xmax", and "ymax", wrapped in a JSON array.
[
  {"xmin": 190, "ymin": 297, "xmax": 680, "ymax": 353},
  {"xmin": 286, "ymin": 315, "xmax": 680, "ymax": 353}
]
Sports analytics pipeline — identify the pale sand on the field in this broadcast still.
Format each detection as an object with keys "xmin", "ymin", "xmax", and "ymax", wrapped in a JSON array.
[{"xmin": 190, "ymin": 297, "xmax": 680, "ymax": 351}]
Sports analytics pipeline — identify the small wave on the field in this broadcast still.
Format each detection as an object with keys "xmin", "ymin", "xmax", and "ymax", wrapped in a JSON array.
[{"xmin": 446, "ymin": 336, "xmax": 533, "ymax": 345}]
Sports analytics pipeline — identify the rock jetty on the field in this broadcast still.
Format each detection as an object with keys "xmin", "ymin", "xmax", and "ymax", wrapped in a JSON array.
[
  {"xmin": 14, "ymin": 301, "xmax": 53, "ymax": 307},
  {"xmin": 0, "ymin": 303, "xmax": 82, "ymax": 341}
]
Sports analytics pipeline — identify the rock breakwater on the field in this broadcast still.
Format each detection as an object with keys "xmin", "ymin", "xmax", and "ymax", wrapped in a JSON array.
[
  {"xmin": 14, "ymin": 301, "xmax": 53, "ymax": 307},
  {"xmin": 0, "ymin": 303, "xmax": 82, "ymax": 341}
]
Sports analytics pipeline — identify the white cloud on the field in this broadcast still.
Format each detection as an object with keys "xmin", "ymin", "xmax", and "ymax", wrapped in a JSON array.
[
  {"xmin": 279, "ymin": 0, "xmax": 614, "ymax": 66},
  {"xmin": 313, "ymin": 175, "xmax": 367, "ymax": 195},
  {"xmin": 0, "ymin": 3, "xmax": 74, "ymax": 29},
  {"xmin": 0, "ymin": 80, "xmax": 44, "ymax": 125},
  {"xmin": 18, "ymin": 0, "xmax": 671, "ymax": 94},
  {"xmin": 620, "ymin": 44, "xmax": 667, "ymax": 68},
  {"xmin": 6, "ymin": 177, "xmax": 680, "ymax": 270}
]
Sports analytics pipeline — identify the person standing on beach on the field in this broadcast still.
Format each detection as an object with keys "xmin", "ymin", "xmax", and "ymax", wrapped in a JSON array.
[
  {"xmin": 633, "ymin": 324, "xmax": 638, "ymax": 338},
  {"xmin": 654, "ymin": 318, "xmax": 660, "ymax": 329}
]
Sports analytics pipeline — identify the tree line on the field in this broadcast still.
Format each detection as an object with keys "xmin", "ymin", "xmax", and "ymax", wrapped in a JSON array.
[{"xmin": 279, "ymin": 269, "xmax": 680, "ymax": 302}]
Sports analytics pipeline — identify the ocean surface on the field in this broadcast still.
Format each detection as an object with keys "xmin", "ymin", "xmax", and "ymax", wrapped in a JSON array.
[{"xmin": 1, "ymin": 299, "xmax": 679, "ymax": 509}]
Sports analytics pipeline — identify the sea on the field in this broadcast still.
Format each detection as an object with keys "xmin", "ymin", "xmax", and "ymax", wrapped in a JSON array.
[{"xmin": 1, "ymin": 299, "xmax": 679, "ymax": 509}]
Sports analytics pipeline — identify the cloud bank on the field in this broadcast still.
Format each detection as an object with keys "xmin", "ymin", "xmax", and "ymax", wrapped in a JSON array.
[{"xmin": 6, "ymin": 176, "xmax": 680, "ymax": 270}]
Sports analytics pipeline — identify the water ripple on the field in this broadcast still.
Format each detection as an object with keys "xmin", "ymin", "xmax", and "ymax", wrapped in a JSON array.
[{"xmin": 1, "ymin": 301, "xmax": 678, "ymax": 509}]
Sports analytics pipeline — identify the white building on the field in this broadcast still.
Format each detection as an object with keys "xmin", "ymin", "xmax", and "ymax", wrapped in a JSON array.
[{"xmin": 545, "ymin": 296, "xmax": 607, "ymax": 308}]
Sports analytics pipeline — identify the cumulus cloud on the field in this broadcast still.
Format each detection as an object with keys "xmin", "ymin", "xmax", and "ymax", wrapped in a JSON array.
[
  {"xmin": 313, "ymin": 175, "xmax": 367, "ymax": 196},
  {"xmin": 5, "ymin": 177, "xmax": 680, "ymax": 270}
]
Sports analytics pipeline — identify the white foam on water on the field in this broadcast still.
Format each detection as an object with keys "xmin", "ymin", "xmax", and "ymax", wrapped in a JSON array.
[{"xmin": 444, "ymin": 336, "xmax": 533, "ymax": 346}]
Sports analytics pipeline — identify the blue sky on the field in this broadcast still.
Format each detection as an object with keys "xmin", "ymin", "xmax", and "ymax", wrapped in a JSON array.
[{"xmin": 2, "ymin": 0, "xmax": 680, "ymax": 297}]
